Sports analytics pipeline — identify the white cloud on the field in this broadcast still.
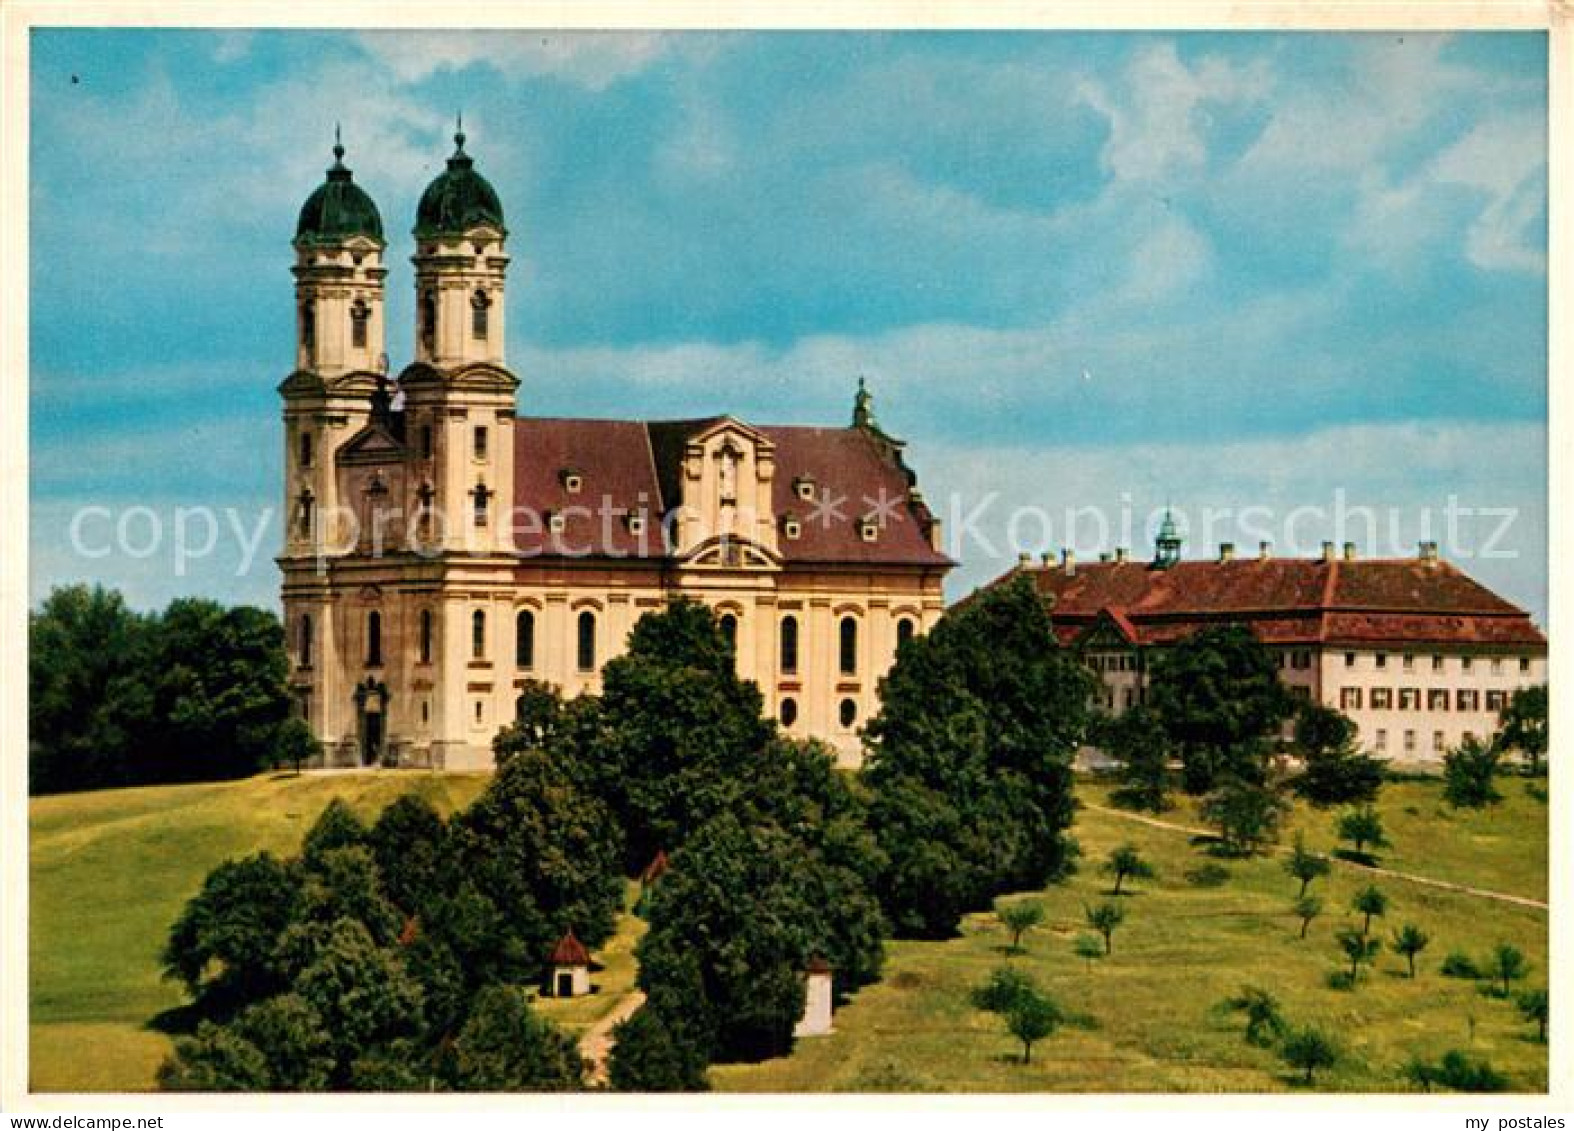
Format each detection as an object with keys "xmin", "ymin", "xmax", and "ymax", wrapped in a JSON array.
[
  {"xmin": 355, "ymin": 31, "xmax": 681, "ymax": 90},
  {"xmin": 1076, "ymin": 43, "xmax": 1270, "ymax": 183},
  {"xmin": 1430, "ymin": 113, "xmax": 1546, "ymax": 273}
]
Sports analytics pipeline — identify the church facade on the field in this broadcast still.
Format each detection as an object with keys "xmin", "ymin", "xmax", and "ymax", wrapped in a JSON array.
[{"xmin": 279, "ymin": 131, "xmax": 953, "ymax": 771}]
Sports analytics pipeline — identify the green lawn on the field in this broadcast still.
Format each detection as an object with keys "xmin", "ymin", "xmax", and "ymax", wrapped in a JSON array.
[
  {"xmin": 713, "ymin": 776, "xmax": 1548, "ymax": 1093},
  {"xmin": 29, "ymin": 771, "xmax": 490, "ymax": 1093},
  {"xmin": 30, "ymin": 770, "xmax": 1547, "ymax": 1094}
]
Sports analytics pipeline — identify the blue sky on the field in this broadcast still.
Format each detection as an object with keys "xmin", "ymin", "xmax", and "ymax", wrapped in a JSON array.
[{"xmin": 29, "ymin": 30, "xmax": 1548, "ymax": 619}]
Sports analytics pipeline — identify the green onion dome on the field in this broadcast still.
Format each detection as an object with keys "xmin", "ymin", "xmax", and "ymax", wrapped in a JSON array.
[
  {"xmin": 415, "ymin": 127, "xmax": 506, "ymax": 238},
  {"xmin": 295, "ymin": 136, "xmax": 384, "ymax": 246}
]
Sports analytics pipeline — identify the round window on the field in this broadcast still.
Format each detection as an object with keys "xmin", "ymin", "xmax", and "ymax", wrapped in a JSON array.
[{"xmin": 839, "ymin": 698, "xmax": 857, "ymax": 728}]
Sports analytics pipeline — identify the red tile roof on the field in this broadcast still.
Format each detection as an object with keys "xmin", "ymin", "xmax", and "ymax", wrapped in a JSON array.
[
  {"xmin": 549, "ymin": 929, "xmax": 591, "ymax": 967},
  {"xmin": 1000, "ymin": 557, "xmax": 1544, "ymax": 650},
  {"xmin": 509, "ymin": 416, "xmax": 952, "ymax": 568}
]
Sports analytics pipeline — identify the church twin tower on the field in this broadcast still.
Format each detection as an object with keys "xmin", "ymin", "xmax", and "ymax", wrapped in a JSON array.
[{"xmin": 279, "ymin": 128, "xmax": 523, "ymax": 768}]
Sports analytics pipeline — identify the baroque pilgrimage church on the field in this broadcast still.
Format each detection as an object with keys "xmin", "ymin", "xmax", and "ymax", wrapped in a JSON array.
[{"xmin": 280, "ymin": 131, "xmax": 953, "ymax": 770}]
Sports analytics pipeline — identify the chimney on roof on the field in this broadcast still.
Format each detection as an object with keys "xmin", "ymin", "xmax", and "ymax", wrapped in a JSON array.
[
  {"xmin": 1419, "ymin": 540, "xmax": 1439, "ymax": 566},
  {"xmin": 1099, "ymin": 551, "xmax": 1112, "ymax": 563},
  {"xmin": 1343, "ymin": 541, "xmax": 1357, "ymax": 561},
  {"xmin": 927, "ymin": 516, "xmax": 943, "ymax": 552},
  {"xmin": 1259, "ymin": 540, "xmax": 1272, "ymax": 560},
  {"xmin": 1061, "ymin": 548, "xmax": 1076, "ymax": 577},
  {"xmin": 1115, "ymin": 547, "xmax": 1129, "ymax": 563},
  {"xmin": 1039, "ymin": 551, "xmax": 1054, "ymax": 567},
  {"xmin": 1017, "ymin": 551, "xmax": 1032, "ymax": 568},
  {"xmin": 1219, "ymin": 542, "xmax": 1235, "ymax": 563},
  {"xmin": 1321, "ymin": 541, "xmax": 1336, "ymax": 563}
]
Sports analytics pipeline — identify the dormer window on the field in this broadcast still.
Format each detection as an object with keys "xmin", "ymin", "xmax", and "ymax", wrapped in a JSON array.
[
  {"xmin": 548, "ymin": 510, "xmax": 567, "ymax": 534},
  {"xmin": 471, "ymin": 289, "xmax": 491, "ymax": 340},
  {"xmin": 350, "ymin": 299, "xmax": 370, "ymax": 349},
  {"xmin": 782, "ymin": 515, "xmax": 802, "ymax": 540},
  {"xmin": 793, "ymin": 476, "xmax": 816, "ymax": 501},
  {"xmin": 858, "ymin": 516, "xmax": 879, "ymax": 543},
  {"xmin": 560, "ymin": 469, "xmax": 583, "ymax": 494}
]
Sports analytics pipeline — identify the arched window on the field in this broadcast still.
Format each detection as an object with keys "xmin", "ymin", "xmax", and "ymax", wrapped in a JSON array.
[
  {"xmin": 897, "ymin": 618, "xmax": 916, "ymax": 649},
  {"xmin": 719, "ymin": 613, "xmax": 738, "ymax": 651},
  {"xmin": 366, "ymin": 611, "xmax": 382, "ymax": 666},
  {"xmin": 839, "ymin": 616, "xmax": 859, "ymax": 676},
  {"xmin": 350, "ymin": 298, "xmax": 370, "ymax": 349},
  {"xmin": 298, "ymin": 430, "xmax": 313, "ymax": 468},
  {"xmin": 300, "ymin": 304, "xmax": 315, "ymax": 350},
  {"xmin": 780, "ymin": 697, "xmax": 798, "ymax": 728},
  {"xmin": 472, "ymin": 610, "xmax": 487, "ymax": 660},
  {"xmin": 839, "ymin": 698, "xmax": 858, "ymax": 728},
  {"xmin": 297, "ymin": 490, "xmax": 314, "ymax": 539},
  {"xmin": 780, "ymin": 615, "xmax": 799, "ymax": 675},
  {"xmin": 577, "ymin": 611, "xmax": 597, "ymax": 672},
  {"xmin": 420, "ymin": 291, "xmax": 436, "ymax": 353},
  {"xmin": 471, "ymin": 289, "xmax": 491, "ymax": 339},
  {"xmin": 419, "ymin": 610, "xmax": 433, "ymax": 664},
  {"xmin": 516, "ymin": 609, "xmax": 535, "ymax": 669},
  {"xmin": 299, "ymin": 613, "xmax": 313, "ymax": 667}
]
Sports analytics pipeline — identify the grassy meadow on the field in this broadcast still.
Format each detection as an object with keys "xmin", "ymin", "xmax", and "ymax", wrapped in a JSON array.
[
  {"xmin": 29, "ymin": 770, "xmax": 1547, "ymax": 1093},
  {"xmin": 28, "ymin": 771, "xmax": 491, "ymax": 1092},
  {"xmin": 712, "ymin": 777, "xmax": 1548, "ymax": 1092}
]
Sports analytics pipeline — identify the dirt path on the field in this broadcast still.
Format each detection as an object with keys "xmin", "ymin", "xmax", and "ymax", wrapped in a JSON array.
[
  {"xmin": 579, "ymin": 990, "xmax": 647, "ymax": 1086},
  {"xmin": 1084, "ymin": 803, "xmax": 1549, "ymax": 912}
]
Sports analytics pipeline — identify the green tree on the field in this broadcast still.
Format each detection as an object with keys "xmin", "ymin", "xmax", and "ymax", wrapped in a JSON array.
[
  {"xmin": 455, "ymin": 745, "xmax": 626, "ymax": 980},
  {"xmin": 1145, "ymin": 624, "xmax": 1295, "ymax": 793},
  {"xmin": 1103, "ymin": 843, "xmax": 1156, "ymax": 895},
  {"xmin": 446, "ymin": 985, "xmax": 584, "ymax": 1091},
  {"xmin": 1497, "ymin": 684, "xmax": 1547, "ymax": 775},
  {"xmin": 1489, "ymin": 944, "xmax": 1528, "ymax": 998},
  {"xmin": 1351, "ymin": 886, "xmax": 1388, "ymax": 937},
  {"xmin": 1006, "ymin": 990, "xmax": 1062, "ymax": 1064},
  {"xmin": 972, "ymin": 966, "xmax": 1037, "ymax": 1015},
  {"xmin": 1516, "ymin": 988, "xmax": 1548, "ymax": 1042},
  {"xmin": 301, "ymin": 799, "xmax": 369, "ymax": 866},
  {"xmin": 591, "ymin": 598, "xmax": 777, "ymax": 868},
  {"xmin": 1284, "ymin": 833, "xmax": 1331, "ymax": 898},
  {"xmin": 1335, "ymin": 806, "xmax": 1389, "ymax": 859},
  {"xmin": 494, "ymin": 679, "xmax": 568, "ymax": 766},
  {"xmin": 1293, "ymin": 895, "xmax": 1323, "ymax": 939},
  {"xmin": 227, "ymin": 994, "xmax": 334, "ymax": 1090},
  {"xmin": 1432, "ymin": 1050, "xmax": 1510, "ymax": 1093},
  {"xmin": 1291, "ymin": 703, "xmax": 1384, "ymax": 806},
  {"xmin": 1200, "ymin": 779, "xmax": 1289, "ymax": 856},
  {"xmin": 292, "ymin": 919, "xmax": 425, "ymax": 1086},
  {"xmin": 272, "ymin": 718, "xmax": 320, "ymax": 775},
  {"xmin": 157, "ymin": 1021, "xmax": 272, "ymax": 1092},
  {"xmin": 1444, "ymin": 735, "xmax": 1504, "ymax": 808},
  {"xmin": 366, "ymin": 794, "xmax": 452, "ymax": 915},
  {"xmin": 1280, "ymin": 1026, "xmax": 1339, "ymax": 1086},
  {"xmin": 998, "ymin": 900, "xmax": 1045, "ymax": 953},
  {"xmin": 1336, "ymin": 927, "xmax": 1382, "ymax": 985},
  {"xmin": 1220, "ymin": 987, "xmax": 1285, "ymax": 1048},
  {"xmin": 1085, "ymin": 902, "xmax": 1126, "ymax": 955},
  {"xmin": 862, "ymin": 575, "xmax": 1092, "ymax": 938},
  {"xmin": 608, "ymin": 1002, "xmax": 712, "ymax": 1092},
  {"xmin": 28, "ymin": 584, "xmax": 151, "ymax": 793},
  {"xmin": 162, "ymin": 852, "xmax": 303, "ymax": 1014},
  {"xmin": 636, "ymin": 811, "xmax": 877, "ymax": 1063},
  {"xmin": 1074, "ymin": 934, "xmax": 1105, "ymax": 969},
  {"xmin": 1391, "ymin": 924, "xmax": 1430, "ymax": 978},
  {"xmin": 1099, "ymin": 705, "xmax": 1173, "ymax": 812}
]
